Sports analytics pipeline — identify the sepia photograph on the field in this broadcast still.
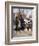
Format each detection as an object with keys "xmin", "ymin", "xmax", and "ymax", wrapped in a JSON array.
[{"xmin": 11, "ymin": 7, "xmax": 33, "ymax": 38}]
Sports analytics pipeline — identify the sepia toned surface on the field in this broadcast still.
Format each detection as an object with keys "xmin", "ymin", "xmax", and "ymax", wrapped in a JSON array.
[{"xmin": 13, "ymin": 29, "xmax": 32, "ymax": 37}]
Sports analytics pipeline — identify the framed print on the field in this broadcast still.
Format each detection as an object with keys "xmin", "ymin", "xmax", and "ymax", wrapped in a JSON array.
[{"xmin": 5, "ymin": 1, "xmax": 38, "ymax": 44}]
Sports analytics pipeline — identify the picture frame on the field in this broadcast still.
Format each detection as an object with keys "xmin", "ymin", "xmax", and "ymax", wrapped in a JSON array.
[{"xmin": 5, "ymin": 1, "xmax": 38, "ymax": 45}]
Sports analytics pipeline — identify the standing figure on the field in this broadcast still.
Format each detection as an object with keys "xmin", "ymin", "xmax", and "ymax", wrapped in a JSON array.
[
  {"xmin": 15, "ymin": 16, "xmax": 19, "ymax": 31},
  {"xmin": 19, "ymin": 14, "xmax": 25, "ymax": 30}
]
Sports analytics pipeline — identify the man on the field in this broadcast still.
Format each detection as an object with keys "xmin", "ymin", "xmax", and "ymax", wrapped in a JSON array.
[
  {"xmin": 15, "ymin": 16, "xmax": 19, "ymax": 31},
  {"xmin": 19, "ymin": 14, "xmax": 25, "ymax": 30}
]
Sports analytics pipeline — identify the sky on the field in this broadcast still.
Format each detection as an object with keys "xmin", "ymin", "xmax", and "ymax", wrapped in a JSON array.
[{"xmin": 13, "ymin": 8, "xmax": 32, "ymax": 16}]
